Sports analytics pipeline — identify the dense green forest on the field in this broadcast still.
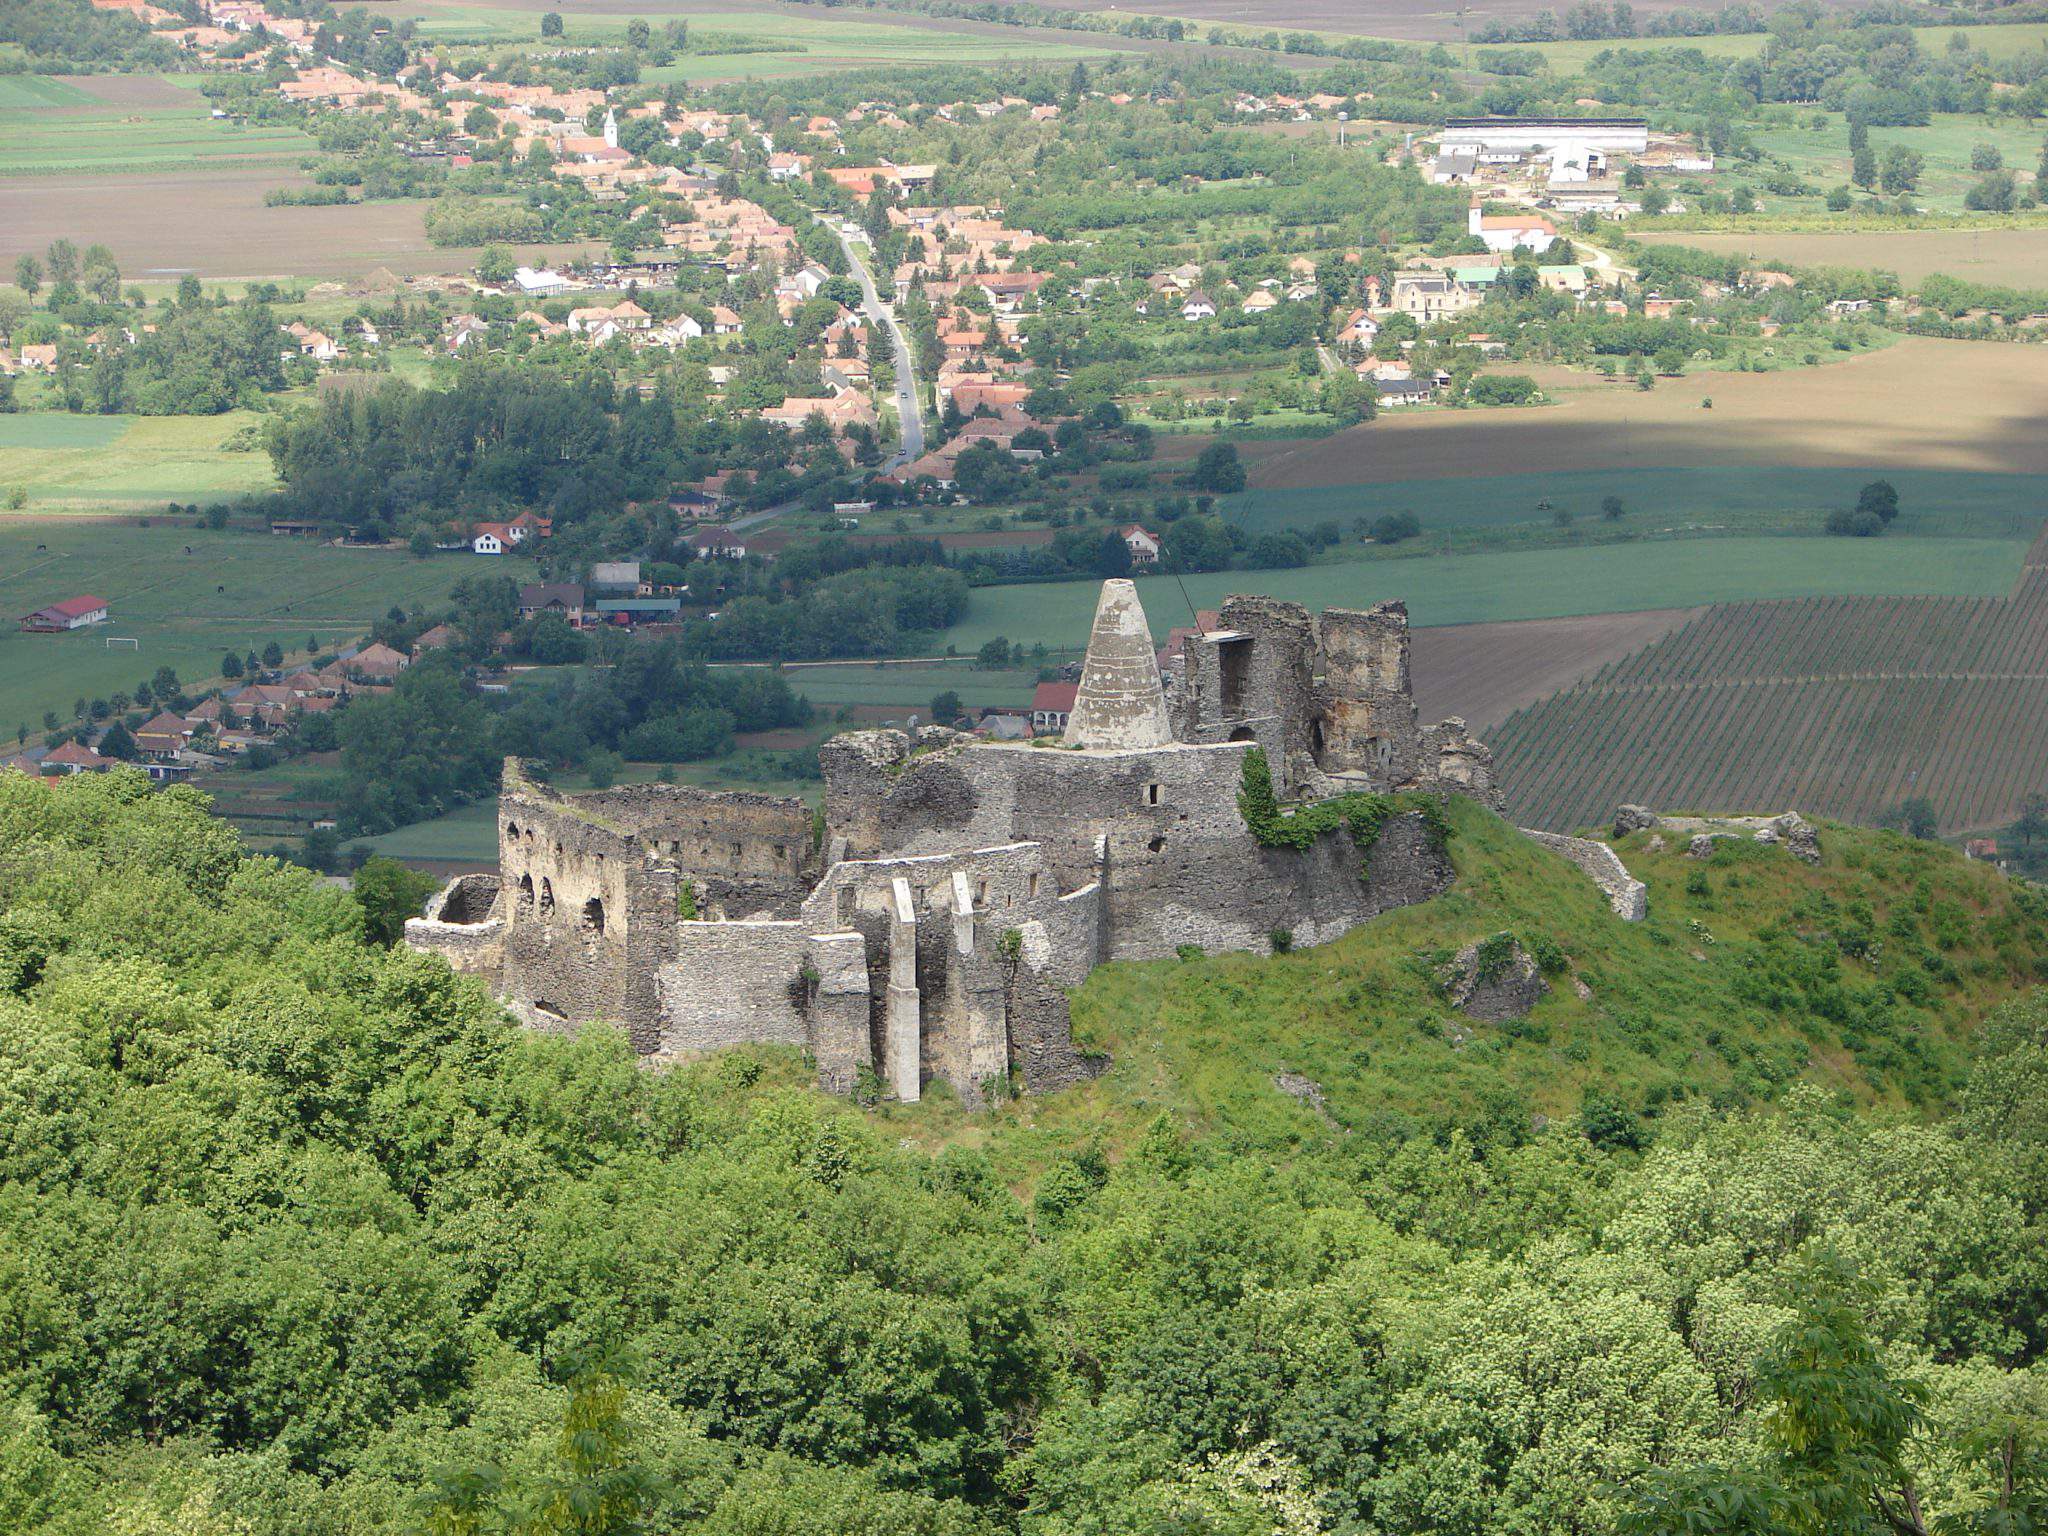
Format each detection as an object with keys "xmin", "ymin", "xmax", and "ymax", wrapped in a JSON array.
[{"xmin": 3, "ymin": 775, "xmax": 2048, "ymax": 1534}]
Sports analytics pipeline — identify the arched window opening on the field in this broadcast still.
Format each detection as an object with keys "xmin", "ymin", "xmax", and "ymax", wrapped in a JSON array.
[
  {"xmin": 517, "ymin": 874, "xmax": 535, "ymax": 918},
  {"xmin": 539, "ymin": 878, "xmax": 555, "ymax": 917},
  {"xmin": 581, "ymin": 897, "xmax": 605, "ymax": 938}
]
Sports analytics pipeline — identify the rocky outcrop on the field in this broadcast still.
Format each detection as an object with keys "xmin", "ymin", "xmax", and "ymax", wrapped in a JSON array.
[
  {"xmin": 1618, "ymin": 806, "xmax": 1822, "ymax": 866},
  {"xmin": 1444, "ymin": 936, "xmax": 1549, "ymax": 1020}
]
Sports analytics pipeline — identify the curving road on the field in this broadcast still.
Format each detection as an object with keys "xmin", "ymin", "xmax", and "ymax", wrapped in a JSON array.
[{"xmin": 821, "ymin": 216, "xmax": 926, "ymax": 467}]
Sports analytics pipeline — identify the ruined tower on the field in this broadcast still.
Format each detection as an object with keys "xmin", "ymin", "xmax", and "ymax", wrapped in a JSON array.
[{"xmin": 1064, "ymin": 579, "xmax": 1173, "ymax": 749}]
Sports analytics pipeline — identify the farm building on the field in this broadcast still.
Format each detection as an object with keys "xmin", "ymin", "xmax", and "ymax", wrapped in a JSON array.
[
  {"xmin": 20, "ymin": 595, "xmax": 110, "ymax": 632},
  {"xmin": 1438, "ymin": 116, "xmax": 1648, "ymax": 157}
]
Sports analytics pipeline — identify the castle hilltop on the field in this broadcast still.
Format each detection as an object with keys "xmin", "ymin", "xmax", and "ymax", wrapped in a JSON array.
[{"xmin": 406, "ymin": 581, "xmax": 1498, "ymax": 1104}]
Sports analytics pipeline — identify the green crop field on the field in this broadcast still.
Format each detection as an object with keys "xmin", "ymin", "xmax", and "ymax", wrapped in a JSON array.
[
  {"xmin": 0, "ymin": 76, "xmax": 95, "ymax": 108},
  {"xmin": 1491, "ymin": 569, "xmax": 2048, "ymax": 836},
  {"xmin": 765, "ymin": 661, "xmax": 1045, "ymax": 711},
  {"xmin": 0, "ymin": 412, "xmax": 280, "ymax": 510},
  {"xmin": 0, "ymin": 95, "xmax": 314, "ymax": 177},
  {"xmin": 1220, "ymin": 468, "xmax": 2048, "ymax": 544},
  {"xmin": 388, "ymin": 0, "xmax": 1116, "ymax": 69},
  {"xmin": 939, "ymin": 534, "xmax": 2031, "ymax": 653},
  {"xmin": 0, "ymin": 523, "xmax": 469, "ymax": 734},
  {"xmin": 1518, "ymin": 19, "xmax": 2048, "ymax": 70}
]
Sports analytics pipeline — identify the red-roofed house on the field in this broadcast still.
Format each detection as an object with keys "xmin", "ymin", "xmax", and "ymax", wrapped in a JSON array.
[
  {"xmin": 1120, "ymin": 524, "xmax": 1161, "ymax": 565},
  {"xmin": 43, "ymin": 740, "xmax": 108, "ymax": 774},
  {"xmin": 20, "ymin": 595, "xmax": 109, "ymax": 632},
  {"xmin": 1031, "ymin": 681, "xmax": 1077, "ymax": 735}
]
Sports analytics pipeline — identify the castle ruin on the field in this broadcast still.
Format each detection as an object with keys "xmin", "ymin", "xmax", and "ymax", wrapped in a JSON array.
[{"xmin": 407, "ymin": 581, "xmax": 1498, "ymax": 1103}]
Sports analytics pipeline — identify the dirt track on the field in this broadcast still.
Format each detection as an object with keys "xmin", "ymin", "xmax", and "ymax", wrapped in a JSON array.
[{"xmin": 1253, "ymin": 338, "xmax": 2048, "ymax": 486}]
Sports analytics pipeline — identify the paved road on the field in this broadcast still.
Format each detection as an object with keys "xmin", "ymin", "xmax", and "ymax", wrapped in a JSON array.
[{"xmin": 822, "ymin": 216, "xmax": 925, "ymax": 466}]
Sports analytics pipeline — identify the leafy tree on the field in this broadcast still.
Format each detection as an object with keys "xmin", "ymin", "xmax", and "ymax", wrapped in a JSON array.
[
  {"xmin": 1970, "ymin": 142, "xmax": 2003, "ymax": 173},
  {"xmin": 352, "ymin": 855, "xmax": 441, "ymax": 943},
  {"xmin": 220, "ymin": 651, "xmax": 242, "ymax": 679},
  {"xmin": 1879, "ymin": 145, "xmax": 1925, "ymax": 196},
  {"xmin": 1188, "ymin": 441, "xmax": 1246, "ymax": 494},
  {"xmin": 14, "ymin": 254, "xmax": 41, "ymax": 298},
  {"xmin": 1602, "ymin": 495, "xmax": 1627, "ymax": 520},
  {"xmin": 1857, "ymin": 480, "xmax": 1900, "ymax": 523},
  {"xmin": 96, "ymin": 720, "xmax": 137, "ymax": 760},
  {"xmin": 1965, "ymin": 170, "xmax": 2018, "ymax": 212},
  {"xmin": 929, "ymin": 690, "xmax": 962, "ymax": 724},
  {"xmin": 539, "ymin": 9, "xmax": 562, "ymax": 34}
]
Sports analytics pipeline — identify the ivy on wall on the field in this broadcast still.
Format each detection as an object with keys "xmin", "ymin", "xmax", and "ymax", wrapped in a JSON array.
[{"xmin": 1237, "ymin": 746, "xmax": 1453, "ymax": 858}]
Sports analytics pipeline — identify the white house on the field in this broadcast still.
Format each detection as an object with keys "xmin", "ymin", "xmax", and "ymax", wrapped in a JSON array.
[
  {"xmin": 471, "ymin": 531, "xmax": 504, "ymax": 555},
  {"xmin": 1181, "ymin": 290, "xmax": 1217, "ymax": 321},
  {"xmin": 1468, "ymin": 201, "xmax": 1559, "ymax": 255},
  {"xmin": 1120, "ymin": 524, "xmax": 1161, "ymax": 565}
]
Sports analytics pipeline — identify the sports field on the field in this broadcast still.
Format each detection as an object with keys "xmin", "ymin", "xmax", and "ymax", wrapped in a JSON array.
[
  {"xmin": 0, "ymin": 413, "xmax": 279, "ymax": 511},
  {"xmin": 1250, "ymin": 339, "xmax": 2048, "ymax": 487},
  {"xmin": 0, "ymin": 523, "xmax": 468, "ymax": 732},
  {"xmin": 938, "ymin": 535, "xmax": 2029, "ymax": 652}
]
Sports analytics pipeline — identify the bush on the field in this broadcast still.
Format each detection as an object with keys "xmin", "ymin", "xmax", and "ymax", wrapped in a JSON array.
[
  {"xmin": 1825, "ymin": 508, "xmax": 1885, "ymax": 538},
  {"xmin": 1369, "ymin": 511, "xmax": 1421, "ymax": 545}
]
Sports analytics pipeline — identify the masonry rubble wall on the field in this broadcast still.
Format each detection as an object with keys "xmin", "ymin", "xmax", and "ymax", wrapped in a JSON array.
[
  {"xmin": 1521, "ymin": 829, "xmax": 1649, "ymax": 921},
  {"xmin": 403, "ymin": 874, "xmax": 507, "ymax": 982}
]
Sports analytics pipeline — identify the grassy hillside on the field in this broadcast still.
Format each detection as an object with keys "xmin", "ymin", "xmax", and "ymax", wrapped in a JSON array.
[{"xmin": 886, "ymin": 796, "xmax": 2046, "ymax": 1176}]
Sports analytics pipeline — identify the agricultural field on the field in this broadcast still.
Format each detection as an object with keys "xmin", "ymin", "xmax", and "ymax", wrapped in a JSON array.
[
  {"xmin": 1410, "ymin": 608, "xmax": 1702, "ymax": 729},
  {"xmin": 1638, "ymin": 226, "xmax": 2048, "ymax": 289},
  {"xmin": 0, "ymin": 166, "xmax": 605, "ymax": 281},
  {"xmin": 0, "ymin": 412, "xmax": 278, "ymax": 511},
  {"xmin": 0, "ymin": 79, "xmax": 312, "ymax": 178},
  {"xmin": 1250, "ymin": 339, "xmax": 2048, "ymax": 486},
  {"xmin": 1490, "ymin": 569, "xmax": 2048, "ymax": 836},
  {"xmin": 939, "ymin": 533, "xmax": 2028, "ymax": 652},
  {"xmin": 0, "ymin": 522, "xmax": 469, "ymax": 733},
  {"xmin": 371, "ymin": 0, "xmax": 1123, "ymax": 70},
  {"xmin": 1220, "ymin": 467, "xmax": 2048, "ymax": 545}
]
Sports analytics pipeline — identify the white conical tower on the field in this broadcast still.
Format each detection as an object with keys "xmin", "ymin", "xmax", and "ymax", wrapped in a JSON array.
[{"xmin": 1064, "ymin": 579, "xmax": 1172, "ymax": 749}]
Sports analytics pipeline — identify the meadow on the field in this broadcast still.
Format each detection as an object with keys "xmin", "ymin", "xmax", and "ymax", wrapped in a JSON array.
[
  {"xmin": 1492, "ymin": 569, "xmax": 2048, "ymax": 836},
  {"xmin": 0, "ymin": 412, "xmax": 279, "ymax": 510},
  {"xmin": 0, "ymin": 523, "xmax": 468, "ymax": 733},
  {"xmin": 1737, "ymin": 111, "xmax": 2048, "ymax": 215},
  {"xmin": 938, "ymin": 533, "xmax": 2029, "ymax": 653}
]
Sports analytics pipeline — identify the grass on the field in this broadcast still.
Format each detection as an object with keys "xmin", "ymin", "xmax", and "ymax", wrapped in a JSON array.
[
  {"xmin": 1219, "ymin": 468, "xmax": 2048, "ymax": 544},
  {"xmin": 770, "ymin": 662, "xmax": 1046, "ymax": 710},
  {"xmin": 1739, "ymin": 111, "xmax": 2048, "ymax": 215},
  {"xmin": 939, "ymin": 534, "xmax": 2030, "ymax": 653},
  {"xmin": 0, "ymin": 412, "xmax": 279, "ymax": 510},
  {"xmin": 0, "ymin": 98, "xmax": 314, "ymax": 178},
  {"xmin": 880, "ymin": 798, "xmax": 2039, "ymax": 1167},
  {"xmin": 0, "ymin": 523, "xmax": 469, "ymax": 733}
]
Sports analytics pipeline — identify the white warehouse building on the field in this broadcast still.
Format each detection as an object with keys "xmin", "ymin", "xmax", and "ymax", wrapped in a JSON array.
[{"xmin": 1438, "ymin": 116, "xmax": 1650, "ymax": 157}]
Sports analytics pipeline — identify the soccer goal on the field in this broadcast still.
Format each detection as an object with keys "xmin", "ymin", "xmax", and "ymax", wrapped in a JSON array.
[{"xmin": 104, "ymin": 636, "xmax": 141, "ymax": 650}]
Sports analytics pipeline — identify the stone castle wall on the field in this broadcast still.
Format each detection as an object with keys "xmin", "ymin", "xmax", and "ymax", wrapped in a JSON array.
[{"xmin": 408, "ymin": 581, "xmax": 1498, "ymax": 1107}]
